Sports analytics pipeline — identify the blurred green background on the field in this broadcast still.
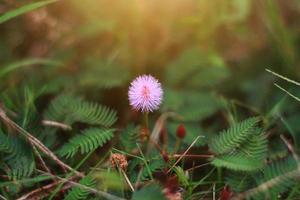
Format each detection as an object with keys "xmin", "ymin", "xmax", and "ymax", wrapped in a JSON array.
[
  {"xmin": 1, "ymin": 1, "xmax": 300, "ymax": 198},
  {"xmin": 1, "ymin": 0, "xmax": 300, "ymax": 126}
]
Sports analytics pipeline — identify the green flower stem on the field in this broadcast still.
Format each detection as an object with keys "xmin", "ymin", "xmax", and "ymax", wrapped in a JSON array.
[
  {"xmin": 143, "ymin": 111, "xmax": 149, "ymax": 136},
  {"xmin": 48, "ymin": 150, "xmax": 94, "ymax": 200},
  {"xmin": 174, "ymin": 137, "xmax": 182, "ymax": 154}
]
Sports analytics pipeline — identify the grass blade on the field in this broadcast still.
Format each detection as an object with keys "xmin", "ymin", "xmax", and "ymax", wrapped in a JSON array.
[
  {"xmin": 0, "ymin": 0, "xmax": 58, "ymax": 24},
  {"xmin": 0, "ymin": 58, "xmax": 62, "ymax": 78}
]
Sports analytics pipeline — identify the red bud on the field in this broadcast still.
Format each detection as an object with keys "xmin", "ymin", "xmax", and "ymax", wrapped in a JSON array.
[
  {"xmin": 176, "ymin": 124, "xmax": 186, "ymax": 139},
  {"xmin": 220, "ymin": 186, "xmax": 233, "ymax": 200},
  {"xmin": 162, "ymin": 153, "xmax": 170, "ymax": 163},
  {"xmin": 159, "ymin": 127, "xmax": 167, "ymax": 143}
]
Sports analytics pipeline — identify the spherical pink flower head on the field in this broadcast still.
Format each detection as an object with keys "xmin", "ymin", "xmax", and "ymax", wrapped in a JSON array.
[{"xmin": 128, "ymin": 75, "xmax": 163, "ymax": 112}]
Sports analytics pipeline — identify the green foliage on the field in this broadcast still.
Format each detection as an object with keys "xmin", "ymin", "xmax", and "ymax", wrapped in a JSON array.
[
  {"xmin": 167, "ymin": 121, "xmax": 205, "ymax": 148},
  {"xmin": 127, "ymin": 151, "xmax": 166, "ymax": 183},
  {"xmin": 119, "ymin": 124, "xmax": 140, "ymax": 152},
  {"xmin": 174, "ymin": 166, "xmax": 189, "ymax": 187},
  {"xmin": 6, "ymin": 153, "xmax": 35, "ymax": 180},
  {"xmin": 209, "ymin": 117, "xmax": 259, "ymax": 154},
  {"xmin": 64, "ymin": 176, "xmax": 96, "ymax": 200},
  {"xmin": 0, "ymin": 0, "xmax": 58, "ymax": 24},
  {"xmin": 0, "ymin": 131, "xmax": 16, "ymax": 154},
  {"xmin": 44, "ymin": 94, "xmax": 117, "ymax": 127},
  {"xmin": 226, "ymin": 172, "xmax": 254, "ymax": 192},
  {"xmin": 140, "ymin": 158, "xmax": 165, "ymax": 181},
  {"xmin": 131, "ymin": 184, "xmax": 166, "ymax": 200},
  {"xmin": 0, "ymin": 58, "xmax": 62, "ymax": 78},
  {"xmin": 58, "ymin": 128, "xmax": 115, "ymax": 158},
  {"xmin": 268, "ymin": 137, "xmax": 288, "ymax": 159},
  {"xmin": 211, "ymin": 152, "xmax": 264, "ymax": 171},
  {"xmin": 166, "ymin": 48, "xmax": 229, "ymax": 89},
  {"xmin": 163, "ymin": 90, "xmax": 221, "ymax": 122},
  {"xmin": 79, "ymin": 59, "xmax": 130, "ymax": 89},
  {"xmin": 1, "ymin": 0, "xmax": 300, "ymax": 199},
  {"xmin": 210, "ymin": 118, "xmax": 268, "ymax": 171},
  {"xmin": 253, "ymin": 156, "xmax": 298, "ymax": 199},
  {"xmin": 0, "ymin": 130, "xmax": 35, "ymax": 180},
  {"xmin": 224, "ymin": 156, "xmax": 299, "ymax": 198},
  {"xmin": 240, "ymin": 129, "xmax": 268, "ymax": 161},
  {"xmin": 94, "ymin": 170, "xmax": 124, "ymax": 190}
]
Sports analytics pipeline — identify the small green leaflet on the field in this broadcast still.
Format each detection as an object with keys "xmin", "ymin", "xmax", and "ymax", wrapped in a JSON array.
[{"xmin": 0, "ymin": 0, "xmax": 58, "ymax": 24}]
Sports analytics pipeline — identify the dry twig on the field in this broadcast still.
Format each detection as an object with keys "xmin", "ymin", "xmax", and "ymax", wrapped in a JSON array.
[{"xmin": 0, "ymin": 105, "xmax": 83, "ymax": 177}]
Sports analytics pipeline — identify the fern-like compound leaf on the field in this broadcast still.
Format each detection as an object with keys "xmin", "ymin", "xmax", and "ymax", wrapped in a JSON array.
[
  {"xmin": 239, "ymin": 129, "xmax": 267, "ymax": 161},
  {"xmin": 140, "ymin": 158, "xmax": 165, "ymax": 181},
  {"xmin": 0, "ymin": 131, "xmax": 36, "ymax": 180},
  {"xmin": 119, "ymin": 124, "xmax": 140, "ymax": 152},
  {"xmin": 44, "ymin": 94, "xmax": 117, "ymax": 127},
  {"xmin": 226, "ymin": 172, "xmax": 254, "ymax": 192},
  {"xmin": 0, "ymin": 130, "xmax": 15, "ymax": 154},
  {"xmin": 211, "ymin": 128, "xmax": 267, "ymax": 171},
  {"xmin": 6, "ymin": 154, "xmax": 35, "ymax": 180},
  {"xmin": 59, "ymin": 128, "xmax": 115, "ymax": 158},
  {"xmin": 131, "ymin": 184, "xmax": 166, "ymax": 200},
  {"xmin": 64, "ymin": 176, "xmax": 96, "ymax": 200},
  {"xmin": 211, "ymin": 153, "xmax": 264, "ymax": 171},
  {"xmin": 209, "ymin": 117, "xmax": 259, "ymax": 154},
  {"xmin": 71, "ymin": 101, "xmax": 117, "ymax": 127},
  {"xmin": 253, "ymin": 156, "xmax": 298, "ymax": 199}
]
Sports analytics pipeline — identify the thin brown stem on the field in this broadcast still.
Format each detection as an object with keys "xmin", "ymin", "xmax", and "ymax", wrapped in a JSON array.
[
  {"xmin": 0, "ymin": 106, "xmax": 83, "ymax": 177},
  {"xmin": 30, "ymin": 141, "xmax": 55, "ymax": 176},
  {"xmin": 37, "ymin": 170, "xmax": 126, "ymax": 200},
  {"xmin": 232, "ymin": 168, "xmax": 300, "ymax": 200},
  {"xmin": 186, "ymin": 162, "xmax": 211, "ymax": 172},
  {"xmin": 17, "ymin": 175, "xmax": 79, "ymax": 200},
  {"xmin": 172, "ymin": 154, "xmax": 213, "ymax": 158},
  {"xmin": 42, "ymin": 120, "xmax": 72, "ymax": 131},
  {"xmin": 280, "ymin": 135, "xmax": 300, "ymax": 163},
  {"xmin": 167, "ymin": 136, "xmax": 202, "ymax": 173},
  {"xmin": 121, "ymin": 169, "xmax": 135, "ymax": 192}
]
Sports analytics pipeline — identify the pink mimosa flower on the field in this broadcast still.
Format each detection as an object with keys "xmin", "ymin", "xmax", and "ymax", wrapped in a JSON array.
[{"xmin": 128, "ymin": 75, "xmax": 163, "ymax": 112}]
